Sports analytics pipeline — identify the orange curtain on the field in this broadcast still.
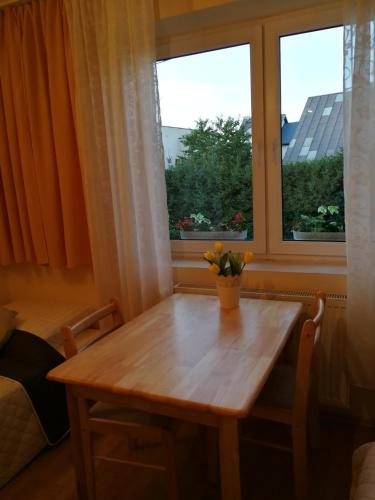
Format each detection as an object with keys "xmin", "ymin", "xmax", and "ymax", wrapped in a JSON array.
[{"xmin": 0, "ymin": 0, "xmax": 90, "ymax": 267}]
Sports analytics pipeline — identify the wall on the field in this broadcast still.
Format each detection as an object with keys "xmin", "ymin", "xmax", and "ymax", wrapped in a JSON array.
[
  {"xmin": 1, "ymin": 265, "xmax": 97, "ymax": 306},
  {"xmin": 161, "ymin": 126, "xmax": 192, "ymax": 168},
  {"xmin": 156, "ymin": 0, "xmax": 339, "ymax": 35},
  {"xmin": 157, "ymin": 0, "xmax": 235, "ymax": 19},
  {"xmin": 173, "ymin": 260, "xmax": 347, "ymax": 294},
  {"xmin": 0, "ymin": 267, "xmax": 10, "ymax": 304},
  {"xmin": 0, "ymin": 0, "xmax": 335, "ymax": 18}
]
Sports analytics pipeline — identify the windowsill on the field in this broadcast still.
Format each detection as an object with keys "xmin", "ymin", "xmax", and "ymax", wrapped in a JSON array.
[
  {"xmin": 173, "ymin": 258, "xmax": 347, "ymax": 294},
  {"xmin": 173, "ymin": 258, "xmax": 346, "ymax": 274}
]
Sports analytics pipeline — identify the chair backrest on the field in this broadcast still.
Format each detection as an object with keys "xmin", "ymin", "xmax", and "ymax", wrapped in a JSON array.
[
  {"xmin": 293, "ymin": 291, "xmax": 326, "ymax": 425},
  {"xmin": 61, "ymin": 298, "xmax": 124, "ymax": 359}
]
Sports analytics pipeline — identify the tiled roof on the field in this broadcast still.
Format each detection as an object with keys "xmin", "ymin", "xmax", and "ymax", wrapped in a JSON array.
[
  {"xmin": 283, "ymin": 92, "xmax": 343, "ymax": 163},
  {"xmin": 282, "ymin": 121, "xmax": 298, "ymax": 145}
]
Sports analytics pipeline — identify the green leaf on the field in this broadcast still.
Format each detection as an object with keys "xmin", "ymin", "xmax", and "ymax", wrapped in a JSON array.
[
  {"xmin": 228, "ymin": 252, "xmax": 241, "ymax": 275},
  {"xmin": 223, "ymin": 266, "xmax": 231, "ymax": 277},
  {"xmin": 219, "ymin": 253, "xmax": 228, "ymax": 274}
]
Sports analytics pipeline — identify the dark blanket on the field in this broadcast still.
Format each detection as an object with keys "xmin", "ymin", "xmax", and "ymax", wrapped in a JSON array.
[{"xmin": 0, "ymin": 329, "xmax": 69, "ymax": 445}]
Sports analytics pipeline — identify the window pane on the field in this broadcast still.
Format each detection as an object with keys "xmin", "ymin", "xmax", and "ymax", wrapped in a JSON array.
[
  {"xmin": 280, "ymin": 27, "xmax": 345, "ymax": 242},
  {"xmin": 157, "ymin": 45, "xmax": 253, "ymax": 241}
]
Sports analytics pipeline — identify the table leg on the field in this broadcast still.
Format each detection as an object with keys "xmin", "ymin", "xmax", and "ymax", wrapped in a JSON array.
[
  {"xmin": 219, "ymin": 417, "xmax": 241, "ymax": 500},
  {"xmin": 207, "ymin": 427, "xmax": 219, "ymax": 483},
  {"xmin": 66, "ymin": 385, "xmax": 88, "ymax": 500}
]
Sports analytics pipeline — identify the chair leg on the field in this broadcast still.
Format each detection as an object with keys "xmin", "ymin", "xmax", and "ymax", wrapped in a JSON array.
[
  {"xmin": 162, "ymin": 430, "xmax": 178, "ymax": 500},
  {"xmin": 308, "ymin": 381, "xmax": 320, "ymax": 449},
  {"xmin": 81, "ymin": 429, "xmax": 96, "ymax": 500},
  {"xmin": 292, "ymin": 424, "xmax": 308, "ymax": 500},
  {"xmin": 308, "ymin": 410, "xmax": 320, "ymax": 450}
]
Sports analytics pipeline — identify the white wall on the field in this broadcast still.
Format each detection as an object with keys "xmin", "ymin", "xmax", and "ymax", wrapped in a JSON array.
[{"xmin": 162, "ymin": 126, "xmax": 191, "ymax": 168}]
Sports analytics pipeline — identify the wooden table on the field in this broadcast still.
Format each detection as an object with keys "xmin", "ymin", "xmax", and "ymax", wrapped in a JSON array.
[{"xmin": 48, "ymin": 293, "xmax": 302, "ymax": 500}]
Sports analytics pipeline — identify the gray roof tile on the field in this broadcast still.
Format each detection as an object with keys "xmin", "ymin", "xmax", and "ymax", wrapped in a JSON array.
[{"xmin": 283, "ymin": 92, "xmax": 343, "ymax": 163}]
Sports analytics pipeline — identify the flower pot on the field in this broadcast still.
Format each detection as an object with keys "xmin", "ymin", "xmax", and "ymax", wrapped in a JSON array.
[
  {"xmin": 180, "ymin": 230, "xmax": 247, "ymax": 240},
  {"xmin": 292, "ymin": 230, "xmax": 345, "ymax": 242},
  {"xmin": 216, "ymin": 275, "xmax": 241, "ymax": 309}
]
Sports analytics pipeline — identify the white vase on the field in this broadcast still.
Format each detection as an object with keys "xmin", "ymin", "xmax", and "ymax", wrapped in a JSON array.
[{"xmin": 216, "ymin": 275, "xmax": 241, "ymax": 309}]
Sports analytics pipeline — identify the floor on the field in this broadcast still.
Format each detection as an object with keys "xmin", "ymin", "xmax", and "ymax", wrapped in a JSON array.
[{"xmin": 0, "ymin": 417, "xmax": 374, "ymax": 500}]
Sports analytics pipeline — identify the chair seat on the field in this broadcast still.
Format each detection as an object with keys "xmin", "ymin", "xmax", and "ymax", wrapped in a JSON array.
[
  {"xmin": 90, "ymin": 402, "xmax": 170, "ymax": 429},
  {"xmin": 255, "ymin": 364, "xmax": 296, "ymax": 410}
]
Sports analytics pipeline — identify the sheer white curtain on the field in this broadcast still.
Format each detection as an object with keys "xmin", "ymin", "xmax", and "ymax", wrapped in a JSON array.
[
  {"xmin": 64, "ymin": 0, "xmax": 173, "ymax": 320},
  {"xmin": 344, "ymin": 0, "xmax": 375, "ymax": 389}
]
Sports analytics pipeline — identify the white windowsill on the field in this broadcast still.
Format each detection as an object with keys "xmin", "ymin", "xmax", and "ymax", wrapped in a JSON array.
[{"xmin": 173, "ymin": 259, "xmax": 347, "ymax": 294}]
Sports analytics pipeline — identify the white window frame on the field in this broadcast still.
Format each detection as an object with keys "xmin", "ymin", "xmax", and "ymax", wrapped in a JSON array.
[
  {"xmin": 264, "ymin": 5, "xmax": 345, "ymax": 257},
  {"xmin": 157, "ymin": 23, "xmax": 266, "ymax": 258},
  {"xmin": 157, "ymin": 3, "xmax": 345, "ymax": 260}
]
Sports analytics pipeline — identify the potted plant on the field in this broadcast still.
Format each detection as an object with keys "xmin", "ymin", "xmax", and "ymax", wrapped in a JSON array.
[
  {"xmin": 292, "ymin": 205, "xmax": 345, "ymax": 242},
  {"xmin": 203, "ymin": 241, "xmax": 253, "ymax": 309},
  {"xmin": 177, "ymin": 211, "xmax": 248, "ymax": 240}
]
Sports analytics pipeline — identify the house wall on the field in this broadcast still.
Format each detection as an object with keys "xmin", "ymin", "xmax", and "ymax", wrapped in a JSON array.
[{"xmin": 162, "ymin": 126, "xmax": 192, "ymax": 168}]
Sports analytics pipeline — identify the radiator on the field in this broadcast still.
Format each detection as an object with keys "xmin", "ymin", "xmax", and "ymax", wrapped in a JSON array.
[{"xmin": 174, "ymin": 283, "xmax": 349, "ymax": 409}]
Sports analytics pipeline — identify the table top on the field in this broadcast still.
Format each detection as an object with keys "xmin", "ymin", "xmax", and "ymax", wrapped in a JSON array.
[{"xmin": 48, "ymin": 294, "xmax": 302, "ymax": 417}]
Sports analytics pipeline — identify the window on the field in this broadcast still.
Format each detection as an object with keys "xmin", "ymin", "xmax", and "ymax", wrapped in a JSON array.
[
  {"xmin": 279, "ymin": 26, "xmax": 344, "ymax": 246},
  {"xmin": 322, "ymin": 106, "xmax": 333, "ymax": 116},
  {"xmin": 157, "ymin": 45, "xmax": 253, "ymax": 242},
  {"xmin": 157, "ymin": 5, "xmax": 344, "ymax": 258},
  {"xmin": 307, "ymin": 150, "xmax": 317, "ymax": 160}
]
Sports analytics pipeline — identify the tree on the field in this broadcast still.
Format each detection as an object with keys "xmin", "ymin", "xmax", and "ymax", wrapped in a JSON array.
[
  {"xmin": 165, "ymin": 117, "xmax": 344, "ymax": 241},
  {"xmin": 165, "ymin": 117, "xmax": 253, "ymax": 238}
]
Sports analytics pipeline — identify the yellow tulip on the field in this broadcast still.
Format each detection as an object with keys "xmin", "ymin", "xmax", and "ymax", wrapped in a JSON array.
[
  {"xmin": 243, "ymin": 251, "xmax": 254, "ymax": 264},
  {"xmin": 208, "ymin": 263, "xmax": 220, "ymax": 274},
  {"xmin": 214, "ymin": 241, "xmax": 224, "ymax": 254},
  {"xmin": 203, "ymin": 250, "xmax": 215, "ymax": 261}
]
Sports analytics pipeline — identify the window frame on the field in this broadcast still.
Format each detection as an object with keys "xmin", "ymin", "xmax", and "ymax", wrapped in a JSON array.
[
  {"xmin": 157, "ymin": 23, "xmax": 267, "ymax": 257},
  {"xmin": 157, "ymin": 3, "xmax": 345, "ymax": 260},
  {"xmin": 264, "ymin": 6, "xmax": 345, "ymax": 257}
]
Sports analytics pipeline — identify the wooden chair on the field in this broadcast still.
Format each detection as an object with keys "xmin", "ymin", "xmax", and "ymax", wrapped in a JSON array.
[
  {"xmin": 61, "ymin": 299, "xmax": 178, "ymax": 500},
  {"xmin": 241, "ymin": 291, "xmax": 326, "ymax": 500}
]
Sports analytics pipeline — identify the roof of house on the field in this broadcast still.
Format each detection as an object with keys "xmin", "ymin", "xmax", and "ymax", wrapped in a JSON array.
[
  {"xmin": 281, "ymin": 121, "xmax": 299, "ymax": 145},
  {"xmin": 283, "ymin": 92, "xmax": 343, "ymax": 163}
]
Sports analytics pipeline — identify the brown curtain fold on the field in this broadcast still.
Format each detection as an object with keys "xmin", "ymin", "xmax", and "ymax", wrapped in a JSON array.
[{"xmin": 0, "ymin": 0, "xmax": 90, "ymax": 268}]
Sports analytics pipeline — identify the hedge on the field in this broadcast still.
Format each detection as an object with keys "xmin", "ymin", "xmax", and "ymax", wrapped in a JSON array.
[{"xmin": 164, "ymin": 118, "xmax": 344, "ymax": 240}]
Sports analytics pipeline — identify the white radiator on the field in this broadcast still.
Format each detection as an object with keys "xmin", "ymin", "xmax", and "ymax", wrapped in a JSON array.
[{"xmin": 174, "ymin": 284, "xmax": 349, "ymax": 409}]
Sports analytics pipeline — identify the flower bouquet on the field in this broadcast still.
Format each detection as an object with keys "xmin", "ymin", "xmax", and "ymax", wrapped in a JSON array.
[{"xmin": 203, "ymin": 241, "xmax": 253, "ymax": 309}]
